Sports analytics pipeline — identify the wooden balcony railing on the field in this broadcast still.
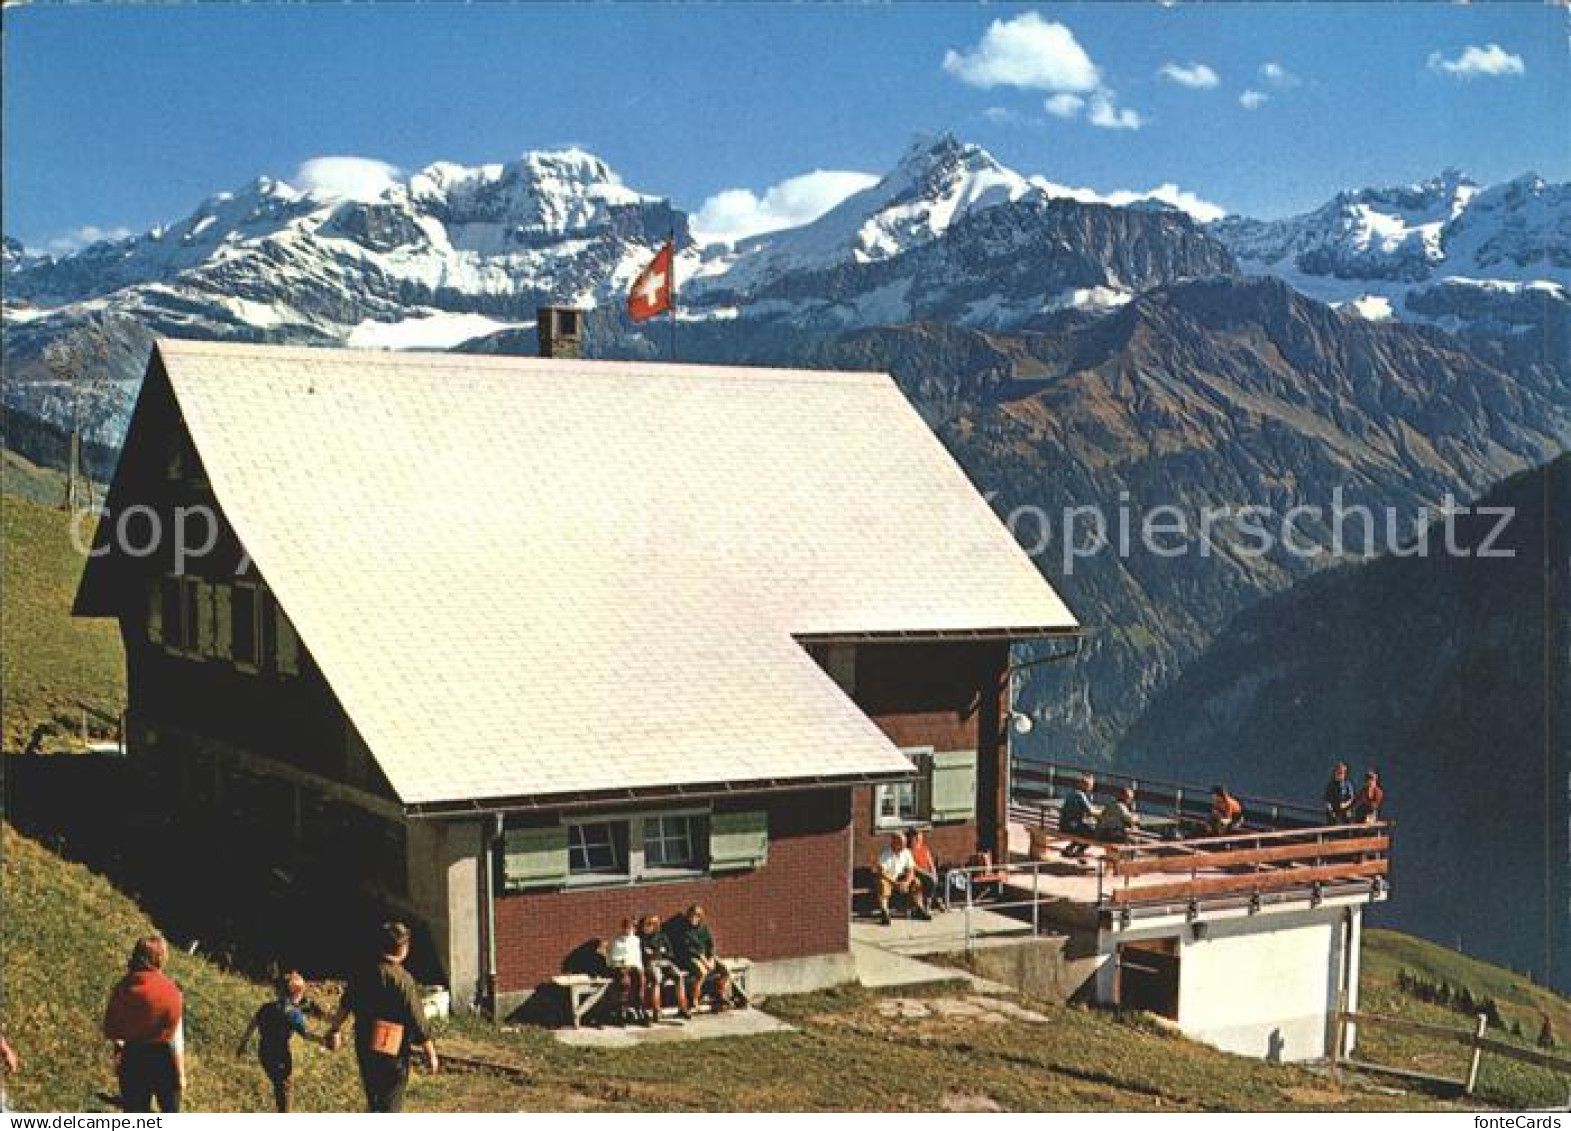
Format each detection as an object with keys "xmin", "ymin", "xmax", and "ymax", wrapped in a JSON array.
[{"xmin": 1010, "ymin": 758, "xmax": 1392, "ymax": 913}]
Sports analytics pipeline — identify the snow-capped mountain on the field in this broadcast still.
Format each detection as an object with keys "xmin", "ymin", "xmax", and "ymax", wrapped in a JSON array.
[
  {"xmin": 6, "ymin": 137, "xmax": 1566, "ymax": 447},
  {"xmin": 6, "ymin": 148, "xmax": 683, "ymax": 354},
  {"xmin": 3, "ymin": 136, "xmax": 1237, "ymax": 441},
  {"xmin": 674, "ymin": 135, "xmax": 1236, "ymax": 340},
  {"xmin": 688, "ymin": 134, "xmax": 1041, "ymax": 295},
  {"xmin": 1213, "ymin": 170, "xmax": 1570, "ymax": 338}
]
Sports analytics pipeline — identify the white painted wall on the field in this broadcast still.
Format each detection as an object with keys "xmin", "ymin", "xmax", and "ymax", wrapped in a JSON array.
[
  {"xmin": 1177, "ymin": 908, "xmax": 1343, "ymax": 1061},
  {"xmin": 1096, "ymin": 903, "xmax": 1363, "ymax": 1063}
]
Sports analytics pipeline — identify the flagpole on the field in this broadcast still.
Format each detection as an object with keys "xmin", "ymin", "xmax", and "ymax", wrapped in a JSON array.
[{"xmin": 669, "ymin": 225, "xmax": 678, "ymax": 364}]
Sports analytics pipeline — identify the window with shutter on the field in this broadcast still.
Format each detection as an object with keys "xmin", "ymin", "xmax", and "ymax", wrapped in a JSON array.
[
  {"xmin": 709, "ymin": 810, "xmax": 768, "ymax": 871},
  {"xmin": 929, "ymin": 749, "xmax": 979, "ymax": 823},
  {"xmin": 502, "ymin": 826, "xmax": 570, "ymax": 891}
]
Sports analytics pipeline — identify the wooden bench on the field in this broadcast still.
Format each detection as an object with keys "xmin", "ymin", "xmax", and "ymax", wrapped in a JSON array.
[
  {"xmin": 722, "ymin": 957, "xmax": 752, "ymax": 1004},
  {"xmin": 553, "ymin": 957, "xmax": 753, "ymax": 1027},
  {"xmin": 550, "ymin": 973, "xmax": 611, "ymax": 1029}
]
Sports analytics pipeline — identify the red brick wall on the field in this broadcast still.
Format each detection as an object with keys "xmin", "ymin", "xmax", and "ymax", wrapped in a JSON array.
[
  {"xmin": 491, "ymin": 789, "xmax": 852, "ymax": 994},
  {"xmin": 833, "ymin": 642, "xmax": 1011, "ymax": 871}
]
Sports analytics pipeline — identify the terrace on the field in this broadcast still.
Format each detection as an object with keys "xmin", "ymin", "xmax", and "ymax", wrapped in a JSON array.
[
  {"xmin": 1004, "ymin": 760, "xmax": 1392, "ymax": 928},
  {"xmin": 865, "ymin": 759, "xmax": 1393, "ymax": 953}
]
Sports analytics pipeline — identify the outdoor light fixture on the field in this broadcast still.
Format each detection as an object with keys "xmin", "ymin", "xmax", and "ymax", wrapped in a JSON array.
[{"xmin": 1009, "ymin": 711, "xmax": 1034, "ymax": 735}]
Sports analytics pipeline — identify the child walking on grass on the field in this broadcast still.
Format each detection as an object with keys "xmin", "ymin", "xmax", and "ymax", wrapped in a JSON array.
[{"xmin": 237, "ymin": 970, "xmax": 317, "ymax": 1112}]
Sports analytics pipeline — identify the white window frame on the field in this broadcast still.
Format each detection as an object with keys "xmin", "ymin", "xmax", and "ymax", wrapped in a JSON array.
[
  {"xmin": 567, "ymin": 821, "xmax": 626, "ymax": 879},
  {"xmin": 874, "ymin": 779, "xmax": 923, "ymax": 829},
  {"xmin": 562, "ymin": 808, "xmax": 710, "ymax": 888},
  {"xmin": 874, "ymin": 747, "xmax": 932, "ymax": 829}
]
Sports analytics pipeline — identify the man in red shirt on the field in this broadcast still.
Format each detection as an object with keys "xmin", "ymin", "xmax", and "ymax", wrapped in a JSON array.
[{"xmin": 104, "ymin": 935, "xmax": 184, "ymax": 1113}]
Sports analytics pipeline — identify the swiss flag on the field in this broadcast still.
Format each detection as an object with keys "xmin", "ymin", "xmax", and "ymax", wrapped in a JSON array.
[{"xmin": 627, "ymin": 240, "xmax": 675, "ymax": 323}]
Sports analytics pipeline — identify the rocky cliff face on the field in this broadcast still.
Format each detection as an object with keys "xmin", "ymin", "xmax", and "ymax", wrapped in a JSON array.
[
  {"xmin": 1116, "ymin": 457, "xmax": 1570, "ymax": 992},
  {"xmin": 1213, "ymin": 171, "xmax": 1570, "ymax": 378},
  {"xmin": 925, "ymin": 276, "xmax": 1568, "ymax": 754}
]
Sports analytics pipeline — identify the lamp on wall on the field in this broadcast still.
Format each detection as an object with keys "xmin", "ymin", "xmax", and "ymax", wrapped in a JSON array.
[{"xmin": 1009, "ymin": 711, "xmax": 1034, "ymax": 735}]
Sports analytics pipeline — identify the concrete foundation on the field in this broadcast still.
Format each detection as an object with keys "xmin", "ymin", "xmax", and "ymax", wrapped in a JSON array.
[
  {"xmin": 954, "ymin": 932, "xmax": 1102, "ymax": 1004},
  {"xmin": 749, "ymin": 950, "xmax": 860, "ymax": 996}
]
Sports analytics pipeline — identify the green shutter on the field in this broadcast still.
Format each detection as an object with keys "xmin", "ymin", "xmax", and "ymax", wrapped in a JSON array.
[
  {"xmin": 212, "ymin": 584, "xmax": 233, "ymax": 660},
  {"xmin": 275, "ymin": 604, "xmax": 300, "ymax": 675},
  {"xmin": 929, "ymin": 750, "xmax": 978, "ymax": 823},
  {"xmin": 147, "ymin": 578, "xmax": 163, "ymax": 641},
  {"xmin": 193, "ymin": 579, "xmax": 215, "ymax": 656},
  {"xmin": 502, "ymin": 826, "xmax": 569, "ymax": 891},
  {"xmin": 709, "ymin": 810, "xmax": 768, "ymax": 872}
]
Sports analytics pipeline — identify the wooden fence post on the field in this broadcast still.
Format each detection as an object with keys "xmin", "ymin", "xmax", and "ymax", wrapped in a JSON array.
[
  {"xmin": 1330, "ymin": 990, "xmax": 1348, "ymax": 1075},
  {"xmin": 1464, "ymin": 1013, "xmax": 1488, "ymax": 1096}
]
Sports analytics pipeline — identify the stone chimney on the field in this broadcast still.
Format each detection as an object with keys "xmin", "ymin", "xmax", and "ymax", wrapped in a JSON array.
[{"xmin": 537, "ymin": 306, "xmax": 584, "ymax": 359}]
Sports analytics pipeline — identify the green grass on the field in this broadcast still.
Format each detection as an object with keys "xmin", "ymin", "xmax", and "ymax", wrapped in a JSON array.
[
  {"xmin": 0, "ymin": 483, "xmax": 125, "ymax": 751},
  {"xmin": 428, "ymin": 990, "xmax": 1438, "ymax": 1112},
  {"xmin": 1358, "ymin": 930, "xmax": 1571, "ymax": 1109},
  {"xmin": 1, "ymin": 823, "xmax": 368, "ymax": 1112},
  {"xmin": 2, "ymin": 821, "xmax": 1470, "ymax": 1113}
]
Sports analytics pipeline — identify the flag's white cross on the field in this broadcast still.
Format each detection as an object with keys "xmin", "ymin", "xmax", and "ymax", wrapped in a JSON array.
[{"xmin": 636, "ymin": 267, "xmax": 668, "ymax": 307}]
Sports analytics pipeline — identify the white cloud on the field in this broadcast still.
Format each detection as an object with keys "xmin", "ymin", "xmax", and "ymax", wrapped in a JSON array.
[
  {"xmin": 1427, "ymin": 43, "xmax": 1525, "ymax": 79},
  {"xmin": 1086, "ymin": 91, "xmax": 1144, "ymax": 131},
  {"xmin": 942, "ymin": 12, "xmax": 1100, "ymax": 92},
  {"xmin": 982, "ymin": 106, "xmax": 1021, "ymax": 124},
  {"xmin": 1107, "ymin": 183, "xmax": 1226, "ymax": 223},
  {"xmin": 43, "ymin": 225, "xmax": 135, "ymax": 255},
  {"xmin": 1044, "ymin": 93, "xmax": 1087, "ymax": 119},
  {"xmin": 1158, "ymin": 62, "xmax": 1220, "ymax": 90},
  {"xmin": 1031, "ymin": 176, "xmax": 1226, "ymax": 223},
  {"xmin": 1259, "ymin": 62, "xmax": 1301, "ymax": 89},
  {"xmin": 692, "ymin": 169, "xmax": 879, "ymax": 245},
  {"xmin": 293, "ymin": 155, "xmax": 402, "ymax": 202},
  {"xmin": 1239, "ymin": 89, "xmax": 1269, "ymax": 110}
]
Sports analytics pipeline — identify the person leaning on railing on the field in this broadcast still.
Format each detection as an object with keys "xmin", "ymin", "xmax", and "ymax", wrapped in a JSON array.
[
  {"xmin": 1323, "ymin": 762, "xmax": 1356, "ymax": 824},
  {"xmin": 1352, "ymin": 771, "xmax": 1385, "ymax": 823}
]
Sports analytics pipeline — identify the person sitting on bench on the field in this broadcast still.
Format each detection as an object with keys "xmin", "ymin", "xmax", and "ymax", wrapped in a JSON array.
[
  {"xmin": 606, "ymin": 918, "xmax": 646, "ymax": 1026},
  {"xmin": 637, "ymin": 914, "xmax": 690, "ymax": 1021},
  {"xmin": 669, "ymin": 905, "xmax": 734, "ymax": 1010},
  {"xmin": 874, "ymin": 832, "xmax": 928, "ymax": 925},
  {"xmin": 1096, "ymin": 786, "xmax": 1140, "ymax": 843},
  {"xmin": 1208, "ymin": 786, "xmax": 1244, "ymax": 836},
  {"xmin": 908, "ymin": 828, "xmax": 945, "ymax": 913},
  {"xmin": 1060, "ymin": 774, "xmax": 1097, "ymax": 858}
]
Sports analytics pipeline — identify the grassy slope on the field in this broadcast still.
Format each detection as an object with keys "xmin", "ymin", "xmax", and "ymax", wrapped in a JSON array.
[
  {"xmin": 1, "ymin": 824, "xmax": 367, "ymax": 1112},
  {"xmin": 0, "ymin": 472, "xmax": 125, "ymax": 751},
  {"xmin": 0, "ymin": 824, "xmax": 1478, "ymax": 1113},
  {"xmin": 1358, "ymin": 929, "xmax": 1571, "ymax": 1109}
]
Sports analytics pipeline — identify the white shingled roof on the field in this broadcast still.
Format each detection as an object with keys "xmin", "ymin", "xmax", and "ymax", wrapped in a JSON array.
[{"xmin": 152, "ymin": 339, "xmax": 1076, "ymax": 807}]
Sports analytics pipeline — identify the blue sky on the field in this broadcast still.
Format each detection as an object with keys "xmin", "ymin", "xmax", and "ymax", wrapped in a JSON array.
[{"xmin": 5, "ymin": 3, "xmax": 1566, "ymax": 251}]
